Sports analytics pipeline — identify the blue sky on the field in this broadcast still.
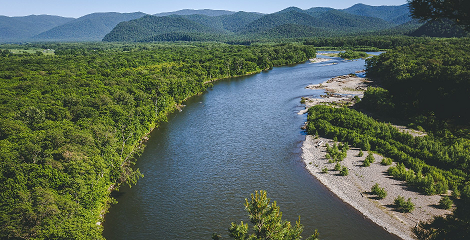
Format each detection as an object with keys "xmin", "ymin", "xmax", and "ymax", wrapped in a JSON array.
[{"xmin": 1, "ymin": 0, "xmax": 408, "ymax": 18}]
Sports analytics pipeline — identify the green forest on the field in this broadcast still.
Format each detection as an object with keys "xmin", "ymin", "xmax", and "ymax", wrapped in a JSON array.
[{"xmin": 0, "ymin": 42, "xmax": 315, "ymax": 239}]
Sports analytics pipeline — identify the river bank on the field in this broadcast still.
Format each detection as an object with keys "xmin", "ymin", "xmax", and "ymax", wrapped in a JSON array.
[{"xmin": 300, "ymin": 74, "xmax": 451, "ymax": 239}]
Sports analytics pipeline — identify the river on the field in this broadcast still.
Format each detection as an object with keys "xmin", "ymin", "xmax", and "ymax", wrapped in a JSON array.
[{"xmin": 103, "ymin": 54, "xmax": 400, "ymax": 239}]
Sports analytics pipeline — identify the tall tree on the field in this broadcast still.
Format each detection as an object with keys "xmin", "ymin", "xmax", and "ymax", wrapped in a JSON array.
[
  {"xmin": 219, "ymin": 190, "xmax": 319, "ymax": 240},
  {"xmin": 408, "ymin": 0, "xmax": 470, "ymax": 30}
]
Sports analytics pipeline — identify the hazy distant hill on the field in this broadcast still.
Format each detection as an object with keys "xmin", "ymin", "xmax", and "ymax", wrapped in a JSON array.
[
  {"xmin": 32, "ymin": 12, "xmax": 147, "ymax": 41},
  {"xmin": 0, "ymin": 15, "xmax": 74, "ymax": 42},
  {"xmin": 342, "ymin": 4, "xmax": 411, "ymax": 24},
  {"xmin": 155, "ymin": 9, "xmax": 235, "ymax": 17},
  {"xmin": 408, "ymin": 19, "xmax": 470, "ymax": 38}
]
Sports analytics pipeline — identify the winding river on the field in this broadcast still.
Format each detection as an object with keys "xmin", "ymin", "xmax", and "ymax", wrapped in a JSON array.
[{"xmin": 103, "ymin": 54, "xmax": 399, "ymax": 239}]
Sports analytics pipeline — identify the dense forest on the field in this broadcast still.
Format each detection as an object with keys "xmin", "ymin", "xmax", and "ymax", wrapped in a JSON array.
[{"xmin": 0, "ymin": 42, "xmax": 316, "ymax": 239}]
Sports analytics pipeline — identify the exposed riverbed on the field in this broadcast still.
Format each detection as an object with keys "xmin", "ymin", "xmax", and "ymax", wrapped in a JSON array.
[{"xmin": 103, "ymin": 53, "xmax": 400, "ymax": 239}]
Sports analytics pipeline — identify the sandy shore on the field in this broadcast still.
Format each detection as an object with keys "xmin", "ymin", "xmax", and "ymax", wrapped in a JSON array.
[{"xmin": 300, "ymin": 74, "xmax": 451, "ymax": 239}]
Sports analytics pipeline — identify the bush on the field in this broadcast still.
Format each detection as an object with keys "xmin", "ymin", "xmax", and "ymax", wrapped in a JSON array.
[
  {"xmin": 394, "ymin": 196, "xmax": 415, "ymax": 213},
  {"xmin": 363, "ymin": 153, "xmax": 375, "ymax": 167},
  {"xmin": 357, "ymin": 149, "xmax": 364, "ymax": 157},
  {"xmin": 322, "ymin": 167, "xmax": 329, "ymax": 173},
  {"xmin": 371, "ymin": 183, "xmax": 387, "ymax": 199},
  {"xmin": 381, "ymin": 158, "xmax": 393, "ymax": 166},
  {"xmin": 439, "ymin": 196, "xmax": 453, "ymax": 209},
  {"xmin": 334, "ymin": 163, "xmax": 342, "ymax": 171},
  {"xmin": 340, "ymin": 166, "xmax": 349, "ymax": 176}
]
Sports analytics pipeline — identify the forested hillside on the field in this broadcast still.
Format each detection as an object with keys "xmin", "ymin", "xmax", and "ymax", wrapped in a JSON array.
[
  {"xmin": 0, "ymin": 42, "xmax": 316, "ymax": 239},
  {"xmin": 342, "ymin": 3, "xmax": 411, "ymax": 24},
  {"xmin": 103, "ymin": 7, "xmax": 396, "ymax": 42}
]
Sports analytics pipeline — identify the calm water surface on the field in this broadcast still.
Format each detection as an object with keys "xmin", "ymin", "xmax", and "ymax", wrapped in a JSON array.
[{"xmin": 103, "ymin": 54, "xmax": 399, "ymax": 239}]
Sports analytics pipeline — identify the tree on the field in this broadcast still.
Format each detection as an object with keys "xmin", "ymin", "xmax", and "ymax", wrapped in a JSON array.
[
  {"xmin": 223, "ymin": 190, "xmax": 319, "ymax": 240},
  {"xmin": 408, "ymin": 0, "xmax": 470, "ymax": 30}
]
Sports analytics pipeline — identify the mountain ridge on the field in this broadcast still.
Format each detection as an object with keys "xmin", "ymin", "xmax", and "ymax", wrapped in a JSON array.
[{"xmin": 0, "ymin": 4, "xmax": 439, "ymax": 43}]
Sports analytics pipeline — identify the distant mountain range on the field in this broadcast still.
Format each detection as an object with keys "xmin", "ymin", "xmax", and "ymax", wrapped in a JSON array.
[
  {"xmin": 103, "ymin": 5, "xmax": 407, "ymax": 42},
  {"xmin": 0, "ymin": 4, "xmax": 465, "ymax": 43}
]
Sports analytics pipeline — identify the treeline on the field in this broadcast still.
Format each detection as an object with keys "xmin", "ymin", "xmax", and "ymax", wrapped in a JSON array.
[
  {"xmin": 303, "ymin": 35, "xmax": 432, "ymax": 50},
  {"xmin": 0, "ymin": 42, "xmax": 315, "ymax": 239}
]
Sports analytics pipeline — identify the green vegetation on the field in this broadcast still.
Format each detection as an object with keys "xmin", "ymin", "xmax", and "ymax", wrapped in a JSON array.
[
  {"xmin": 338, "ymin": 50, "xmax": 369, "ymax": 59},
  {"xmin": 221, "ymin": 190, "xmax": 319, "ymax": 240},
  {"xmin": 322, "ymin": 167, "xmax": 329, "ymax": 173},
  {"xmin": 307, "ymin": 105, "xmax": 465, "ymax": 196},
  {"xmin": 394, "ymin": 195, "xmax": 415, "ymax": 213},
  {"xmin": 439, "ymin": 196, "xmax": 453, "ymax": 210},
  {"xmin": 409, "ymin": 0, "xmax": 470, "ymax": 30},
  {"xmin": 103, "ymin": 7, "xmax": 418, "ymax": 43},
  {"xmin": 381, "ymin": 158, "xmax": 393, "ymax": 166},
  {"xmin": 325, "ymin": 142, "xmax": 348, "ymax": 162},
  {"xmin": 347, "ymin": 36, "xmax": 470, "ymax": 239},
  {"xmin": 365, "ymin": 38, "xmax": 470, "ymax": 125},
  {"xmin": 0, "ymin": 42, "xmax": 315, "ymax": 239},
  {"xmin": 408, "ymin": 19, "xmax": 469, "ymax": 38},
  {"xmin": 340, "ymin": 166, "xmax": 349, "ymax": 176},
  {"xmin": 363, "ymin": 153, "xmax": 375, "ymax": 167},
  {"xmin": 371, "ymin": 183, "xmax": 387, "ymax": 199},
  {"xmin": 357, "ymin": 149, "xmax": 363, "ymax": 157},
  {"xmin": 334, "ymin": 162, "xmax": 342, "ymax": 171}
]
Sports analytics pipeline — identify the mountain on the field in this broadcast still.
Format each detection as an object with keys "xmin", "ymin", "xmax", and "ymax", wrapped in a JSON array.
[
  {"xmin": 32, "ymin": 12, "xmax": 147, "ymax": 41},
  {"xmin": 342, "ymin": 4, "xmax": 412, "ymax": 24},
  {"xmin": 408, "ymin": 19, "xmax": 469, "ymax": 37},
  {"xmin": 0, "ymin": 15, "xmax": 74, "ymax": 42},
  {"xmin": 218, "ymin": 12, "xmax": 265, "ymax": 32},
  {"xmin": 103, "ymin": 15, "xmax": 223, "ymax": 42},
  {"xmin": 239, "ymin": 8, "xmax": 393, "ymax": 34},
  {"xmin": 104, "ymin": 7, "xmax": 399, "ymax": 42},
  {"xmin": 238, "ymin": 10, "xmax": 327, "ymax": 33},
  {"xmin": 155, "ymin": 9, "xmax": 235, "ymax": 17}
]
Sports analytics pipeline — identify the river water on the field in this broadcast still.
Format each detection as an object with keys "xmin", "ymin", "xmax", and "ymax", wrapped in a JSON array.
[{"xmin": 103, "ymin": 54, "xmax": 399, "ymax": 239}]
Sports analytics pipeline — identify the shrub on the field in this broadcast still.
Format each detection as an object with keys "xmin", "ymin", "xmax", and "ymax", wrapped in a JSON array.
[
  {"xmin": 439, "ymin": 196, "xmax": 453, "ymax": 209},
  {"xmin": 340, "ymin": 166, "xmax": 349, "ymax": 176},
  {"xmin": 394, "ymin": 196, "xmax": 415, "ymax": 213},
  {"xmin": 381, "ymin": 158, "xmax": 393, "ymax": 166},
  {"xmin": 371, "ymin": 183, "xmax": 387, "ymax": 199},
  {"xmin": 322, "ymin": 167, "xmax": 329, "ymax": 173},
  {"xmin": 364, "ymin": 153, "xmax": 375, "ymax": 167},
  {"xmin": 334, "ymin": 163, "xmax": 341, "ymax": 171},
  {"xmin": 357, "ymin": 149, "xmax": 364, "ymax": 157}
]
